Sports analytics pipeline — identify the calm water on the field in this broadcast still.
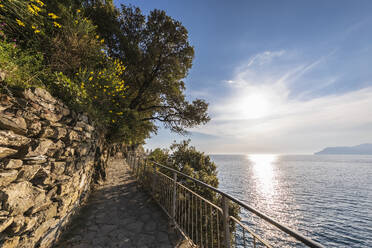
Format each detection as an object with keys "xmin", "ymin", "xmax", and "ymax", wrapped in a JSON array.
[{"xmin": 210, "ymin": 154, "xmax": 372, "ymax": 247}]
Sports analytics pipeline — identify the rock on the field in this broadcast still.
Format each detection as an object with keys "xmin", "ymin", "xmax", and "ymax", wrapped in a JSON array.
[
  {"xmin": 52, "ymin": 162, "xmax": 66, "ymax": 175},
  {"xmin": 28, "ymin": 121, "xmax": 42, "ymax": 136},
  {"xmin": 0, "ymin": 181, "xmax": 46, "ymax": 215},
  {"xmin": 7, "ymin": 216, "xmax": 24, "ymax": 234},
  {"xmin": 38, "ymin": 224, "xmax": 59, "ymax": 248},
  {"xmin": 16, "ymin": 164, "xmax": 41, "ymax": 182},
  {"xmin": 32, "ymin": 218, "xmax": 57, "ymax": 243},
  {"xmin": 30, "ymin": 168, "xmax": 50, "ymax": 186},
  {"xmin": 23, "ymin": 217, "xmax": 38, "ymax": 232},
  {"xmin": 0, "ymin": 130, "xmax": 31, "ymax": 147},
  {"xmin": 5, "ymin": 159, "xmax": 23, "ymax": 169},
  {"xmin": 0, "ymin": 147, "xmax": 17, "ymax": 159},
  {"xmin": 0, "ymin": 170, "xmax": 18, "ymax": 186},
  {"xmin": 0, "ymin": 115, "xmax": 27, "ymax": 135},
  {"xmin": 69, "ymin": 131, "xmax": 80, "ymax": 142},
  {"xmin": 0, "ymin": 210, "xmax": 9, "ymax": 217},
  {"xmin": 56, "ymin": 127, "xmax": 67, "ymax": 139},
  {"xmin": 27, "ymin": 139, "xmax": 54, "ymax": 157},
  {"xmin": 42, "ymin": 109, "xmax": 63, "ymax": 122},
  {"xmin": 40, "ymin": 127, "xmax": 56, "ymax": 139},
  {"xmin": 24, "ymin": 88, "xmax": 56, "ymax": 104},
  {"xmin": 0, "ymin": 216, "xmax": 13, "ymax": 232},
  {"xmin": 23, "ymin": 156, "xmax": 47, "ymax": 165},
  {"xmin": 1, "ymin": 236, "xmax": 20, "ymax": 248}
]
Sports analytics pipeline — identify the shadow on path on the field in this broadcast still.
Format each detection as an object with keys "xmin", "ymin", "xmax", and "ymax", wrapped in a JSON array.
[{"xmin": 54, "ymin": 159, "xmax": 180, "ymax": 248}]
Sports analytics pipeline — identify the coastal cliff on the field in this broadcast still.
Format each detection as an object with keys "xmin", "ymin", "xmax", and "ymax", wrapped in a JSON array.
[{"xmin": 315, "ymin": 143, "xmax": 372, "ymax": 155}]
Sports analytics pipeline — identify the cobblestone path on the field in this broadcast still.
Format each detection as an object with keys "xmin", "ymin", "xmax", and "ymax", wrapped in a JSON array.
[{"xmin": 54, "ymin": 159, "xmax": 180, "ymax": 248}]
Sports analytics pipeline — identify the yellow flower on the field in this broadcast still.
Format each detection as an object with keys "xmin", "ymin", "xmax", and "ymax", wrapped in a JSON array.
[
  {"xmin": 53, "ymin": 22, "xmax": 62, "ymax": 28},
  {"xmin": 95, "ymin": 35, "xmax": 99, "ymax": 39},
  {"xmin": 77, "ymin": 9, "xmax": 81, "ymax": 13},
  {"xmin": 109, "ymin": 110, "xmax": 112, "ymax": 113},
  {"xmin": 89, "ymin": 77, "xmax": 93, "ymax": 81},
  {"xmin": 100, "ymin": 39, "xmax": 104, "ymax": 43},
  {"xmin": 16, "ymin": 19, "xmax": 25, "ymax": 27},
  {"xmin": 0, "ymin": 4, "xmax": 4, "ymax": 8},
  {"xmin": 48, "ymin": 13, "xmax": 59, "ymax": 19},
  {"xmin": 34, "ymin": 30, "xmax": 41, "ymax": 34},
  {"xmin": 75, "ymin": 20, "xmax": 78, "ymax": 24},
  {"xmin": 34, "ymin": 0, "xmax": 45, "ymax": 7},
  {"xmin": 112, "ymin": 120, "xmax": 116, "ymax": 123},
  {"xmin": 31, "ymin": 25, "xmax": 36, "ymax": 29}
]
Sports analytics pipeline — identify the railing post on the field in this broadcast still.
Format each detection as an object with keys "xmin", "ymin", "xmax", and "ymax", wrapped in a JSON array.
[
  {"xmin": 152, "ymin": 165, "xmax": 157, "ymax": 195},
  {"xmin": 136, "ymin": 157, "xmax": 140, "ymax": 178},
  {"xmin": 172, "ymin": 172, "xmax": 177, "ymax": 227},
  {"xmin": 133, "ymin": 155, "xmax": 137, "ymax": 172},
  {"xmin": 222, "ymin": 195, "xmax": 231, "ymax": 248},
  {"xmin": 142, "ymin": 158, "xmax": 147, "ymax": 178}
]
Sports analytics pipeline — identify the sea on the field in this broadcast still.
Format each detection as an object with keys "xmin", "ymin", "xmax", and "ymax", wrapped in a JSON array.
[{"xmin": 210, "ymin": 154, "xmax": 372, "ymax": 248}]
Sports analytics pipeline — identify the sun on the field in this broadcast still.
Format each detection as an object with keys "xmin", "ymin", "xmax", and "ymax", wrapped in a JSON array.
[{"xmin": 239, "ymin": 93, "xmax": 270, "ymax": 119}]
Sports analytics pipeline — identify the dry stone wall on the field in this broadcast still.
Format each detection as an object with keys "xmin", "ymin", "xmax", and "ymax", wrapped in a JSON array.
[{"xmin": 0, "ymin": 88, "xmax": 108, "ymax": 248}]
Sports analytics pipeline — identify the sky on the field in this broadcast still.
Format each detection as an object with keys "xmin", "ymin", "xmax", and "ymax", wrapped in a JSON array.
[{"xmin": 114, "ymin": 0, "xmax": 372, "ymax": 154}]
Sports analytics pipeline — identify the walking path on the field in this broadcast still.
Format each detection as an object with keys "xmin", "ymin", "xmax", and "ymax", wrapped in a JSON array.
[{"xmin": 54, "ymin": 159, "xmax": 181, "ymax": 248}]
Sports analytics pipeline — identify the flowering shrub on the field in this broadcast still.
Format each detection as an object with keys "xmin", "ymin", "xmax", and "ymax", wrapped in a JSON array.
[
  {"xmin": 0, "ymin": 0, "xmax": 61, "ymax": 44},
  {"xmin": 54, "ymin": 57, "xmax": 128, "ymax": 126},
  {"xmin": 0, "ymin": 0, "xmax": 130, "ymax": 142}
]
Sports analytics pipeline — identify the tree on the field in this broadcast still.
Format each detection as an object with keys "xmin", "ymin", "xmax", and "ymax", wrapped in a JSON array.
[
  {"xmin": 89, "ymin": 4, "xmax": 210, "ymax": 136},
  {"xmin": 149, "ymin": 140, "xmax": 240, "ymax": 246}
]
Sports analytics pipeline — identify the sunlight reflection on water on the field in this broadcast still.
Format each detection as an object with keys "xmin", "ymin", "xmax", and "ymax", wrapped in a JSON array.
[
  {"xmin": 247, "ymin": 154, "xmax": 278, "ymax": 201},
  {"xmin": 212, "ymin": 154, "xmax": 372, "ymax": 247}
]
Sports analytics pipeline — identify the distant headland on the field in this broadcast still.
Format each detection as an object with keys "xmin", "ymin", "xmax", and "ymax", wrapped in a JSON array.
[{"xmin": 315, "ymin": 143, "xmax": 372, "ymax": 155}]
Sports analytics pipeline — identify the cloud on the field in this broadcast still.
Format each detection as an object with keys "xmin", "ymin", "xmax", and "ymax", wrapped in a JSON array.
[{"xmin": 190, "ymin": 50, "xmax": 372, "ymax": 153}]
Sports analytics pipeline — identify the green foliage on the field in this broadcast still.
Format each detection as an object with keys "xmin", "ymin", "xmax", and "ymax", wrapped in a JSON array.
[
  {"xmin": 0, "ymin": 0, "xmax": 211, "ymax": 146},
  {"xmin": 0, "ymin": 40, "xmax": 44, "ymax": 89},
  {"xmin": 150, "ymin": 140, "xmax": 219, "ymax": 200},
  {"xmin": 149, "ymin": 140, "xmax": 240, "ymax": 244},
  {"xmin": 90, "ymin": 4, "xmax": 210, "ymax": 137},
  {"xmin": 0, "ymin": 0, "xmax": 63, "ymax": 50}
]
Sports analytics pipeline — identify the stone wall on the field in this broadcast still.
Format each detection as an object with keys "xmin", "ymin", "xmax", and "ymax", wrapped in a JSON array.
[{"xmin": 0, "ymin": 88, "xmax": 108, "ymax": 247}]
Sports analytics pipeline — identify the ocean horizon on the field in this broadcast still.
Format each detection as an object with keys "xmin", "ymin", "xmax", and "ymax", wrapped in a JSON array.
[{"xmin": 210, "ymin": 154, "xmax": 372, "ymax": 247}]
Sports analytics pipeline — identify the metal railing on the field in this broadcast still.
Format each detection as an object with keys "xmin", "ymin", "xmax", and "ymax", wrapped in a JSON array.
[{"xmin": 126, "ymin": 153, "xmax": 325, "ymax": 248}]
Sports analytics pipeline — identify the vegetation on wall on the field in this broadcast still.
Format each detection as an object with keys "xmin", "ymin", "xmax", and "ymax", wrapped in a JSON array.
[{"xmin": 0, "ymin": 0, "xmax": 210, "ymax": 145}]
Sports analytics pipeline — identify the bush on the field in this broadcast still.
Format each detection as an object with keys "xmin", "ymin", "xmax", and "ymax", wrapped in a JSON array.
[
  {"xmin": 0, "ymin": 40, "xmax": 44, "ymax": 89},
  {"xmin": 149, "ymin": 140, "xmax": 240, "ymax": 245}
]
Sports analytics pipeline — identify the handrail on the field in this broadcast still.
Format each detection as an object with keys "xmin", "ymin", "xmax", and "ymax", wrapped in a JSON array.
[{"xmin": 150, "ymin": 159, "xmax": 325, "ymax": 248}]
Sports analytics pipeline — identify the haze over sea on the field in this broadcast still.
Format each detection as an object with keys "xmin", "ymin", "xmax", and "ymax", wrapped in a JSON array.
[{"xmin": 211, "ymin": 154, "xmax": 372, "ymax": 247}]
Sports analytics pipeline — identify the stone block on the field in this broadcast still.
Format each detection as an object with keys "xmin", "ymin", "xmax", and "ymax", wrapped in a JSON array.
[
  {"xmin": 5, "ymin": 159, "xmax": 23, "ymax": 169},
  {"xmin": 0, "ymin": 181, "xmax": 46, "ymax": 215},
  {"xmin": 23, "ymin": 156, "xmax": 47, "ymax": 165},
  {"xmin": 69, "ymin": 131, "xmax": 80, "ymax": 142},
  {"xmin": 28, "ymin": 121, "xmax": 42, "ymax": 136},
  {"xmin": 1, "ymin": 236, "xmax": 19, "ymax": 248},
  {"xmin": 27, "ymin": 139, "xmax": 54, "ymax": 157},
  {"xmin": 0, "ymin": 170, "xmax": 18, "ymax": 187},
  {"xmin": 0, "ymin": 147, "xmax": 17, "ymax": 159},
  {"xmin": 56, "ymin": 127, "xmax": 67, "ymax": 139},
  {"xmin": 40, "ymin": 127, "xmax": 56, "ymax": 139},
  {"xmin": 0, "ymin": 115, "xmax": 27, "ymax": 135},
  {"xmin": 0, "ymin": 130, "xmax": 31, "ymax": 147},
  {"xmin": 0, "ymin": 216, "xmax": 13, "ymax": 232},
  {"xmin": 52, "ymin": 162, "xmax": 66, "ymax": 175}
]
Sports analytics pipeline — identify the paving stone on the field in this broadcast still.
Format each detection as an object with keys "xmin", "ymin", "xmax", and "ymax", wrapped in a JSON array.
[{"xmin": 53, "ymin": 159, "xmax": 180, "ymax": 248}]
